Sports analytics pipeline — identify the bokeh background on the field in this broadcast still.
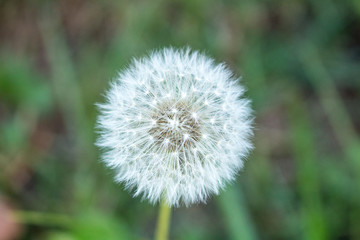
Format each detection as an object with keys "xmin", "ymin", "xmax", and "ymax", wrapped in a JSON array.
[{"xmin": 1, "ymin": 0, "xmax": 360, "ymax": 239}]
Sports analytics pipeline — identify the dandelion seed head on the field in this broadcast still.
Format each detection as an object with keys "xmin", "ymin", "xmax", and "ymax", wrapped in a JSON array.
[{"xmin": 96, "ymin": 47, "xmax": 253, "ymax": 207}]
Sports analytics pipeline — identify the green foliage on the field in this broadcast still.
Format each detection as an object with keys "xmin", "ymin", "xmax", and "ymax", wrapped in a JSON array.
[
  {"xmin": 0, "ymin": 57, "xmax": 52, "ymax": 111},
  {"xmin": 0, "ymin": 0, "xmax": 359, "ymax": 239}
]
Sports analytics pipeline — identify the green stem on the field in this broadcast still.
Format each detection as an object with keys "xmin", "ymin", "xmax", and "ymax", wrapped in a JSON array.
[{"xmin": 155, "ymin": 199, "xmax": 171, "ymax": 240}]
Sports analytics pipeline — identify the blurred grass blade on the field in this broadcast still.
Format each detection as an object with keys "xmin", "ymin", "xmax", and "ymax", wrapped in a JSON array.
[
  {"xmin": 217, "ymin": 185, "xmax": 257, "ymax": 240},
  {"xmin": 298, "ymin": 44, "xmax": 359, "ymax": 148},
  {"xmin": 13, "ymin": 210, "xmax": 71, "ymax": 227},
  {"xmin": 298, "ymin": 43, "xmax": 360, "ymax": 238},
  {"xmin": 39, "ymin": 11, "xmax": 96, "ymax": 208},
  {"xmin": 298, "ymin": 44, "xmax": 360, "ymax": 173},
  {"xmin": 287, "ymin": 91, "xmax": 328, "ymax": 240}
]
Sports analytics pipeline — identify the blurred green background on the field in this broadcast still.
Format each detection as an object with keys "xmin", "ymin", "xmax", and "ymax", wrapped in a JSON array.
[{"xmin": 1, "ymin": 0, "xmax": 360, "ymax": 239}]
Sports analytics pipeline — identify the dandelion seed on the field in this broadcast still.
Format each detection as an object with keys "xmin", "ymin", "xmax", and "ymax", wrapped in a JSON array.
[{"xmin": 96, "ymin": 47, "xmax": 253, "ymax": 207}]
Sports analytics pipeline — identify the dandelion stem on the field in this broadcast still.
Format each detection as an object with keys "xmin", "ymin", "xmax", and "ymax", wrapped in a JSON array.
[{"xmin": 155, "ymin": 199, "xmax": 171, "ymax": 240}]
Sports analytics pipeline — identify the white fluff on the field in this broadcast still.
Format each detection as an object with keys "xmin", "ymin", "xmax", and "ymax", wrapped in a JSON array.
[{"xmin": 96, "ymin": 48, "xmax": 253, "ymax": 207}]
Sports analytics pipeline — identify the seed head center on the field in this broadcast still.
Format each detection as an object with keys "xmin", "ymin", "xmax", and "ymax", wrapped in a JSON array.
[{"xmin": 149, "ymin": 101, "xmax": 201, "ymax": 152}]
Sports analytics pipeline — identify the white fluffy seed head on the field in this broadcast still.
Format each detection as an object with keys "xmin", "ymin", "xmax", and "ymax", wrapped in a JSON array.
[{"xmin": 96, "ymin": 47, "xmax": 253, "ymax": 207}]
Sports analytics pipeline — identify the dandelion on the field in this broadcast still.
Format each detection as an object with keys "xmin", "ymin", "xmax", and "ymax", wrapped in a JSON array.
[{"xmin": 96, "ymin": 48, "xmax": 253, "ymax": 208}]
